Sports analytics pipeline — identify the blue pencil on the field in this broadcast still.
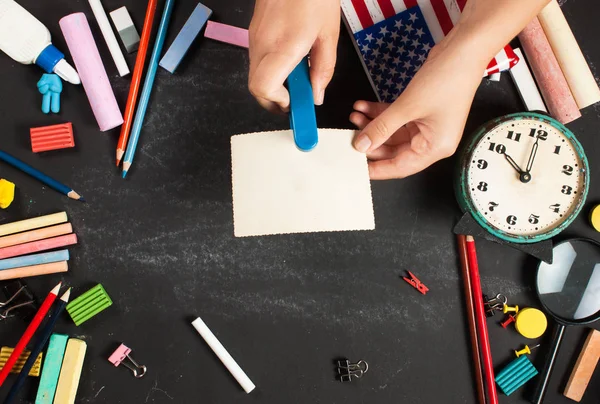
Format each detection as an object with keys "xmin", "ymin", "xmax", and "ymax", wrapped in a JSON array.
[
  {"xmin": 0, "ymin": 250, "xmax": 69, "ymax": 271},
  {"xmin": 0, "ymin": 150, "xmax": 84, "ymax": 201},
  {"xmin": 3, "ymin": 288, "xmax": 70, "ymax": 404},
  {"xmin": 122, "ymin": 0, "xmax": 176, "ymax": 178}
]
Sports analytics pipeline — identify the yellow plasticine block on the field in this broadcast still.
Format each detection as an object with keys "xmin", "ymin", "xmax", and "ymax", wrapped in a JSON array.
[
  {"xmin": 0, "ymin": 179, "xmax": 15, "ymax": 209},
  {"xmin": 0, "ymin": 346, "xmax": 43, "ymax": 376},
  {"xmin": 54, "ymin": 339, "xmax": 86, "ymax": 404}
]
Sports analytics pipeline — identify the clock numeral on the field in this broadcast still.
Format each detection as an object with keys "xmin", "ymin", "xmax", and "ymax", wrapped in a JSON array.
[
  {"xmin": 476, "ymin": 159, "xmax": 488, "ymax": 170},
  {"xmin": 549, "ymin": 203, "xmax": 561, "ymax": 213},
  {"xmin": 554, "ymin": 146, "xmax": 561, "ymax": 155},
  {"xmin": 528, "ymin": 214, "xmax": 540, "ymax": 225},
  {"xmin": 561, "ymin": 185, "xmax": 573, "ymax": 195},
  {"xmin": 477, "ymin": 182, "xmax": 488, "ymax": 192},
  {"xmin": 529, "ymin": 128, "xmax": 548, "ymax": 140},
  {"xmin": 488, "ymin": 202, "xmax": 499, "ymax": 212},
  {"xmin": 506, "ymin": 131, "xmax": 521, "ymax": 142},
  {"xmin": 562, "ymin": 165, "xmax": 573, "ymax": 176},
  {"xmin": 506, "ymin": 215, "xmax": 517, "ymax": 226},
  {"xmin": 488, "ymin": 142, "xmax": 506, "ymax": 154}
]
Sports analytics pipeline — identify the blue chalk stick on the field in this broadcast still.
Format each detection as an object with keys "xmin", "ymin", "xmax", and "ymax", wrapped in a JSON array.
[
  {"xmin": 0, "ymin": 250, "xmax": 69, "ymax": 270},
  {"xmin": 159, "ymin": 3, "xmax": 212, "ymax": 73},
  {"xmin": 287, "ymin": 57, "xmax": 318, "ymax": 151},
  {"xmin": 35, "ymin": 334, "xmax": 69, "ymax": 404}
]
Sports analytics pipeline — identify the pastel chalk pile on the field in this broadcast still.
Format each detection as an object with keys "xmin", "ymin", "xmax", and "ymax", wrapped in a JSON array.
[{"xmin": 0, "ymin": 212, "xmax": 78, "ymax": 280}]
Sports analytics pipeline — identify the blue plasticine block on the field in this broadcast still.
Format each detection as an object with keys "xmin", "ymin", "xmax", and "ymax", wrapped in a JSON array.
[
  {"xmin": 0, "ymin": 250, "xmax": 69, "ymax": 271},
  {"xmin": 35, "ymin": 333, "xmax": 69, "ymax": 404},
  {"xmin": 159, "ymin": 3, "xmax": 212, "ymax": 73},
  {"xmin": 287, "ymin": 57, "xmax": 318, "ymax": 152},
  {"xmin": 495, "ymin": 355, "xmax": 538, "ymax": 396}
]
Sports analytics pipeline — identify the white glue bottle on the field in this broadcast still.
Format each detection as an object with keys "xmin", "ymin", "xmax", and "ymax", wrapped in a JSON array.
[{"xmin": 0, "ymin": 0, "xmax": 80, "ymax": 84}]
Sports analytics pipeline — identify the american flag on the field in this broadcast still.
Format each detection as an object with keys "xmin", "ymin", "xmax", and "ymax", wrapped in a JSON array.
[{"xmin": 342, "ymin": 0, "xmax": 519, "ymax": 102}]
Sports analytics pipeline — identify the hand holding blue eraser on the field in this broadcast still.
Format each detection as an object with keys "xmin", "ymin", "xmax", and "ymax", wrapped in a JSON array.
[
  {"xmin": 287, "ymin": 57, "xmax": 318, "ymax": 151},
  {"xmin": 37, "ymin": 74, "xmax": 62, "ymax": 114}
]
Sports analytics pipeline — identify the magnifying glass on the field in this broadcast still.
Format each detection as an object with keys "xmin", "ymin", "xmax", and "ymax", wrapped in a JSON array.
[{"xmin": 531, "ymin": 238, "xmax": 600, "ymax": 403}]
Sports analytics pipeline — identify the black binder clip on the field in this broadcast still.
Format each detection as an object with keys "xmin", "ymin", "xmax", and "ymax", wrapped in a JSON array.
[
  {"xmin": 484, "ymin": 293, "xmax": 507, "ymax": 318},
  {"xmin": 336, "ymin": 359, "xmax": 369, "ymax": 382},
  {"xmin": 1, "ymin": 280, "xmax": 37, "ymax": 321}
]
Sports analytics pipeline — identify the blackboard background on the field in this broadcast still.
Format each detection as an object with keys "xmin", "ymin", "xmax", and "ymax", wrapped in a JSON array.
[{"xmin": 1, "ymin": 0, "xmax": 599, "ymax": 403}]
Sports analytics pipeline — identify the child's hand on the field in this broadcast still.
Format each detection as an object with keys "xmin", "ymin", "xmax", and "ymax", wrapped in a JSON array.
[
  {"xmin": 248, "ymin": 0, "xmax": 340, "ymax": 113},
  {"xmin": 351, "ymin": 43, "xmax": 486, "ymax": 180}
]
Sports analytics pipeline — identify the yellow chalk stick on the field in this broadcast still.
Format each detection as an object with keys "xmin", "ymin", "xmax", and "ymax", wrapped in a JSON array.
[
  {"xmin": 0, "ymin": 212, "xmax": 67, "ymax": 237},
  {"xmin": 0, "ymin": 179, "xmax": 15, "ymax": 209},
  {"xmin": 0, "ymin": 346, "xmax": 43, "ymax": 376},
  {"xmin": 54, "ymin": 339, "xmax": 86, "ymax": 404},
  {"xmin": 516, "ymin": 308, "xmax": 548, "ymax": 339}
]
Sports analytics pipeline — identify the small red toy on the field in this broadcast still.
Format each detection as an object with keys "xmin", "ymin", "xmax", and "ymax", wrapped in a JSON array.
[{"xmin": 402, "ymin": 271, "xmax": 429, "ymax": 295}]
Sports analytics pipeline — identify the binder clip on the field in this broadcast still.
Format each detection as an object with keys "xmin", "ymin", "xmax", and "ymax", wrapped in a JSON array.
[
  {"xmin": 484, "ymin": 294, "xmax": 507, "ymax": 317},
  {"xmin": 336, "ymin": 359, "xmax": 368, "ymax": 382},
  {"xmin": 287, "ymin": 56, "xmax": 318, "ymax": 152},
  {"xmin": 0, "ymin": 281, "xmax": 36, "ymax": 321},
  {"xmin": 108, "ymin": 344, "xmax": 147, "ymax": 378},
  {"xmin": 402, "ymin": 271, "xmax": 429, "ymax": 295}
]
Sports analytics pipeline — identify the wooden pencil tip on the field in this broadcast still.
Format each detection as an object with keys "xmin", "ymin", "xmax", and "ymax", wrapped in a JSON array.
[
  {"xmin": 116, "ymin": 149, "xmax": 124, "ymax": 165},
  {"xmin": 68, "ymin": 191, "xmax": 85, "ymax": 201},
  {"xmin": 466, "ymin": 235, "xmax": 474, "ymax": 242},
  {"xmin": 60, "ymin": 288, "xmax": 72, "ymax": 302},
  {"xmin": 50, "ymin": 282, "xmax": 62, "ymax": 295}
]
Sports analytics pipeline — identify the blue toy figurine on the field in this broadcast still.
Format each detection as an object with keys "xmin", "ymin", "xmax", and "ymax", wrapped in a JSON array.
[{"xmin": 37, "ymin": 74, "xmax": 62, "ymax": 114}]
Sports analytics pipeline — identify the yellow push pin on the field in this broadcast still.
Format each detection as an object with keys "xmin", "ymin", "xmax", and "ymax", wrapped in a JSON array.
[
  {"xmin": 514, "ymin": 344, "xmax": 540, "ymax": 358},
  {"xmin": 0, "ymin": 179, "xmax": 15, "ymax": 209},
  {"xmin": 503, "ymin": 304, "xmax": 519, "ymax": 314},
  {"xmin": 515, "ymin": 308, "xmax": 547, "ymax": 339},
  {"xmin": 590, "ymin": 205, "xmax": 600, "ymax": 232}
]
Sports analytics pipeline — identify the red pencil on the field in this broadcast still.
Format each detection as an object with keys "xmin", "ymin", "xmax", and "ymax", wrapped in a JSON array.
[
  {"xmin": 115, "ymin": 0, "xmax": 158, "ymax": 166},
  {"xmin": 466, "ymin": 236, "xmax": 498, "ymax": 404},
  {"xmin": 0, "ymin": 282, "xmax": 61, "ymax": 387}
]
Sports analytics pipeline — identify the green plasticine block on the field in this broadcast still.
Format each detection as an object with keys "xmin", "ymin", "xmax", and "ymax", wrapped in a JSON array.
[
  {"xmin": 35, "ymin": 333, "xmax": 69, "ymax": 404},
  {"xmin": 66, "ymin": 284, "xmax": 112, "ymax": 326}
]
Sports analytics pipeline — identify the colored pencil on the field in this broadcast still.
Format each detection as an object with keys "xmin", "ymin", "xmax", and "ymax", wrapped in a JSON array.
[
  {"xmin": 0, "ymin": 282, "xmax": 61, "ymax": 387},
  {"xmin": 115, "ymin": 0, "xmax": 158, "ymax": 165},
  {"xmin": 457, "ymin": 234, "xmax": 486, "ymax": 404},
  {"xmin": 3, "ymin": 289, "xmax": 70, "ymax": 404},
  {"xmin": 466, "ymin": 236, "xmax": 498, "ymax": 404},
  {"xmin": 0, "ymin": 150, "xmax": 84, "ymax": 201},
  {"xmin": 122, "ymin": 0, "xmax": 176, "ymax": 178}
]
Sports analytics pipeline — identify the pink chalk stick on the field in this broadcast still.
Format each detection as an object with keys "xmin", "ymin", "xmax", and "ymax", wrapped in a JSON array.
[
  {"xmin": 204, "ymin": 21, "xmax": 248, "ymax": 49},
  {"xmin": 0, "ymin": 234, "xmax": 77, "ymax": 259},
  {"xmin": 60, "ymin": 13, "xmax": 124, "ymax": 131}
]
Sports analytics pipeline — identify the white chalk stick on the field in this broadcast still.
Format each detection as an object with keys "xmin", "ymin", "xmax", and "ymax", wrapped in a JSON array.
[
  {"xmin": 88, "ymin": 0, "xmax": 129, "ymax": 76},
  {"xmin": 192, "ymin": 317, "xmax": 255, "ymax": 393},
  {"xmin": 510, "ymin": 48, "xmax": 548, "ymax": 113}
]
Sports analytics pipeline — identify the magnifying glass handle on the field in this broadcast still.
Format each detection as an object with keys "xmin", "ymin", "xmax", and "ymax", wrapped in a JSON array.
[{"xmin": 530, "ymin": 324, "xmax": 566, "ymax": 404}]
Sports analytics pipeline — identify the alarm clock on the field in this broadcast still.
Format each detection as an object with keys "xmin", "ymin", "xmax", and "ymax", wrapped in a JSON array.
[{"xmin": 455, "ymin": 112, "xmax": 589, "ymax": 244}]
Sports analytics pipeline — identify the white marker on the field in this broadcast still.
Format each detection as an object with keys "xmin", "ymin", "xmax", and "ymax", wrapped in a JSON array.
[
  {"xmin": 191, "ymin": 317, "xmax": 256, "ymax": 393},
  {"xmin": 0, "ymin": 0, "xmax": 80, "ymax": 84}
]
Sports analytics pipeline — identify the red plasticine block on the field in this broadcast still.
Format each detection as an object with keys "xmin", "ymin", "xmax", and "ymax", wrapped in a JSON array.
[{"xmin": 30, "ymin": 123, "xmax": 75, "ymax": 153}]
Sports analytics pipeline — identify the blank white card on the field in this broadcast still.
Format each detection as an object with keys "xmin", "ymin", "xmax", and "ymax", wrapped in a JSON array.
[{"xmin": 231, "ymin": 129, "xmax": 375, "ymax": 237}]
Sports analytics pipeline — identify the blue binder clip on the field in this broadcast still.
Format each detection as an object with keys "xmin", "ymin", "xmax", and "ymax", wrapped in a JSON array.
[{"xmin": 287, "ymin": 57, "xmax": 318, "ymax": 151}]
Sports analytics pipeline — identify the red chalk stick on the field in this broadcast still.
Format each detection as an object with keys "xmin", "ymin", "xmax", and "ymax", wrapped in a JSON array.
[
  {"xmin": 518, "ymin": 17, "xmax": 581, "ymax": 124},
  {"xmin": 30, "ymin": 123, "xmax": 75, "ymax": 153},
  {"xmin": 0, "ymin": 234, "xmax": 77, "ymax": 259}
]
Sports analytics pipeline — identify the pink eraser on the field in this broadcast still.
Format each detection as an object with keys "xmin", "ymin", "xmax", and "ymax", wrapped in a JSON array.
[
  {"xmin": 204, "ymin": 21, "xmax": 248, "ymax": 49},
  {"xmin": 59, "ymin": 13, "xmax": 123, "ymax": 131},
  {"xmin": 0, "ymin": 234, "xmax": 78, "ymax": 259},
  {"xmin": 108, "ymin": 344, "xmax": 131, "ymax": 367}
]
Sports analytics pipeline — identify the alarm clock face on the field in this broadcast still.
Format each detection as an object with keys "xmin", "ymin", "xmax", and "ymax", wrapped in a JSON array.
[{"xmin": 460, "ymin": 113, "xmax": 589, "ymax": 243}]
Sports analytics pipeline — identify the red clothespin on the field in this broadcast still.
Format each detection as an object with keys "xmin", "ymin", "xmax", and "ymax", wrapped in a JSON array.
[{"xmin": 402, "ymin": 271, "xmax": 429, "ymax": 295}]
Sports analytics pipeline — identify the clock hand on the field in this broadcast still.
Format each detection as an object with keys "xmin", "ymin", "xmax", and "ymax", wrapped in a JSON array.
[
  {"xmin": 503, "ymin": 152, "xmax": 532, "ymax": 183},
  {"xmin": 526, "ymin": 137, "xmax": 540, "ymax": 173}
]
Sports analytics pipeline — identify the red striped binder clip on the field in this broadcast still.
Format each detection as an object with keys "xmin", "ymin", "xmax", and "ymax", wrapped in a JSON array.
[{"xmin": 402, "ymin": 271, "xmax": 429, "ymax": 295}]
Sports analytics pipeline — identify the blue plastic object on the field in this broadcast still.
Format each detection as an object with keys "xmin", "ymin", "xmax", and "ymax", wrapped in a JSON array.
[
  {"xmin": 495, "ymin": 355, "xmax": 538, "ymax": 396},
  {"xmin": 37, "ymin": 74, "xmax": 62, "ymax": 114},
  {"xmin": 287, "ymin": 57, "xmax": 318, "ymax": 151},
  {"xmin": 159, "ymin": 2, "xmax": 212, "ymax": 73},
  {"xmin": 35, "ymin": 45, "xmax": 64, "ymax": 73}
]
